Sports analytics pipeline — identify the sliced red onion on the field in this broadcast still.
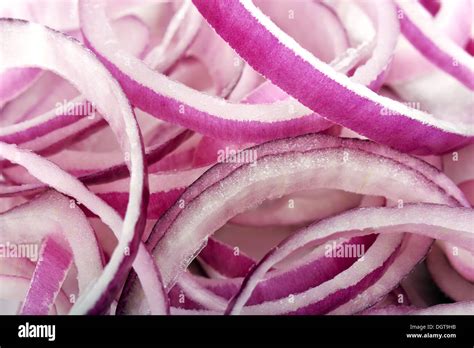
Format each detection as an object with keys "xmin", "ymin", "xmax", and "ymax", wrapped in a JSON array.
[
  {"xmin": 0, "ymin": 19, "xmax": 160, "ymax": 314},
  {"xmin": 331, "ymin": 0, "xmax": 400, "ymax": 89},
  {"xmin": 0, "ymin": 275, "xmax": 71, "ymax": 315},
  {"xmin": 170, "ymin": 234, "xmax": 378, "ymax": 313},
  {"xmin": 388, "ymin": 0, "xmax": 472, "ymax": 84},
  {"xmin": 79, "ymin": 0, "xmax": 328, "ymax": 143},
  {"xmin": 119, "ymin": 133, "xmax": 468, "ymax": 314},
  {"xmin": 20, "ymin": 235, "xmax": 73, "ymax": 315},
  {"xmin": 427, "ymin": 244, "xmax": 474, "ymax": 301},
  {"xmin": 253, "ymin": 0, "xmax": 349, "ymax": 63},
  {"xmin": 0, "ymin": 14, "xmax": 151, "ymax": 153},
  {"xmin": 395, "ymin": 0, "xmax": 474, "ymax": 89},
  {"xmin": 149, "ymin": 137, "xmax": 466, "ymax": 281},
  {"xmin": 198, "ymin": 237, "xmax": 256, "ymax": 279},
  {"xmin": 186, "ymin": 20, "xmax": 244, "ymax": 98},
  {"xmin": 227, "ymin": 204, "xmax": 473, "ymax": 314},
  {"xmin": 330, "ymin": 233, "xmax": 433, "ymax": 315},
  {"xmin": 91, "ymin": 166, "xmax": 207, "ymax": 219},
  {"xmin": 0, "ymin": 191, "xmax": 103, "ymax": 313},
  {"xmin": 1, "ymin": 126, "xmax": 190, "ymax": 190},
  {"xmin": 144, "ymin": 0, "xmax": 202, "ymax": 72},
  {"xmin": 230, "ymin": 188, "xmax": 362, "ymax": 227},
  {"xmin": 50, "ymin": 126, "xmax": 188, "ymax": 183},
  {"xmin": 192, "ymin": 0, "xmax": 473, "ymax": 154},
  {"xmin": 79, "ymin": 0, "xmax": 396, "ymax": 144},
  {"xmin": 79, "ymin": 0, "xmax": 418, "ymax": 147},
  {"xmin": 0, "ymin": 67, "xmax": 42, "ymax": 107},
  {"xmin": 0, "ymin": 140, "xmax": 169, "ymax": 315},
  {"xmin": 408, "ymin": 301, "xmax": 474, "ymax": 315},
  {"xmin": 365, "ymin": 301, "xmax": 474, "ymax": 315},
  {"xmin": 1, "ymin": 0, "xmax": 472, "ymax": 318},
  {"xmin": 0, "ymin": 72, "xmax": 74, "ymax": 127},
  {"xmin": 0, "ymin": 98, "xmax": 88, "ymax": 145}
]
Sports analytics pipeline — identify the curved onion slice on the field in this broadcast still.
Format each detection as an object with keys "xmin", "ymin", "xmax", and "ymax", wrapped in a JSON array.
[
  {"xmin": 0, "ymin": 19, "xmax": 165, "ymax": 314},
  {"xmin": 1, "ymin": 0, "xmax": 472, "ymax": 319},
  {"xmin": 227, "ymin": 204, "xmax": 473, "ymax": 314},
  {"xmin": 0, "ymin": 14, "xmax": 152, "ymax": 153},
  {"xmin": 151, "ymin": 137, "xmax": 464, "ymax": 287},
  {"xmin": 332, "ymin": 0, "xmax": 399, "ymax": 89},
  {"xmin": 170, "ymin": 233, "xmax": 382, "ymax": 314},
  {"xmin": 79, "ymin": 0, "xmax": 405, "ymax": 145},
  {"xmin": 197, "ymin": 237, "xmax": 256, "ymax": 279},
  {"xmin": 0, "ymin": 67, "xmax": 42, "ymax": 107},
  {"xmin": 363, "ymin": 301, "xmax": 474, "ymax": 315},
  {"xmin": 119, "ymin": 133, "xmax": 468, "ymax": 314},
  {"xmin": 426, "ymin": 244, "xmax": 474, "ymax": 301},
  {"xmin": 2, "ymin": 126, "xmax": 191, "ymax": 186},
  {"xmin": 230, "ymin": 188, "xmax": 362, "ymax": 227},
  {"xmin": 395, "ymin": 0, "xmax": 474, "ymax": 89},
  {"xmin": 144, "ymin": 0, "xmax": 202, "ymax": 72},
  {"xmin": 19, "ymin": 235, "xmax": 73, "ymax": 315},
  {"xmin": 191, "ymin": 0, "xmax": 473, "ymax": 154},
  {"xmin": 388, "ymin": 0, "xmax": 472, "ymax": 84},
  {"xmin": 0, "ymin": 275, "xmax": 71, "ymax": 315},
  {"xmin": 79, "ymin": 0, "xmax": 324, "ymax": 143},
  {"xmin": 0, "ymin": 141, "xmax": 170, "ymax": 315},
  {"xmin": 0, "ymin": 191, "xmax": 102, "ymax": 313}
]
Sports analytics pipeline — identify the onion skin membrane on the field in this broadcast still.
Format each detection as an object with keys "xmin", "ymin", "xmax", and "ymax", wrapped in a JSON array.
[{"xmin": 0, "ymin": 0, "xmax": 473, "ymax": 317}]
